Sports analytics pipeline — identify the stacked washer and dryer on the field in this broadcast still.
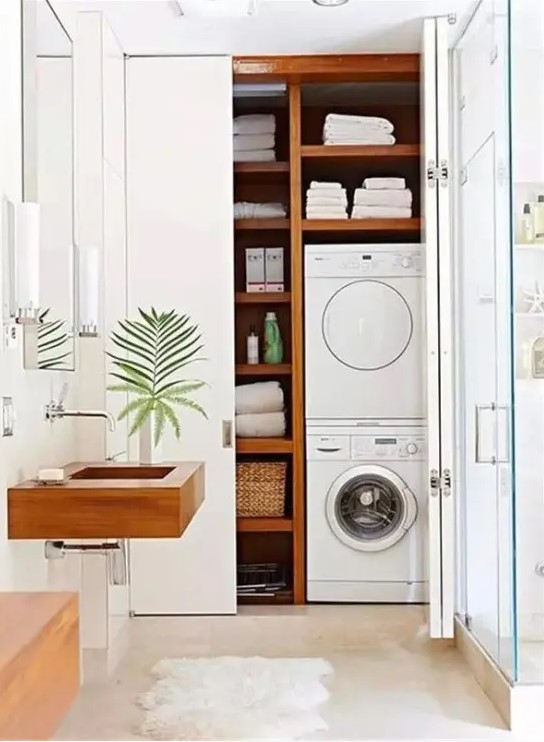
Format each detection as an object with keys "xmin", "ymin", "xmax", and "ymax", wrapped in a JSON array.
[{"xmin": 304, "ymin": 244, "xmax": 427, "ymax": 603}]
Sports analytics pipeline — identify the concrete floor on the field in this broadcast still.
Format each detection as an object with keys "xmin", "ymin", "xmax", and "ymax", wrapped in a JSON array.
[{"xmin": 57, "ymin": 605, "xmax": 514, "ymax": 741}]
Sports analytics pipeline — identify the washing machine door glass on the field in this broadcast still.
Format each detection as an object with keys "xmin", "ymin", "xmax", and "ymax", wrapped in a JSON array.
[
  {"xmin": 326, "ymin": 465, "xmax": 417, "ymax": 552},
  {"xmin": 322, "ymin": 279, "xmax": 413, "ymax": 371}
]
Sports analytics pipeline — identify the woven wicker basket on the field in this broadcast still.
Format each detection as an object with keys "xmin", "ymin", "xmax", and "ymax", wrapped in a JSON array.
[{"xmin": 236, "ymin": 462, "xmax": 287, "ymax": 517}]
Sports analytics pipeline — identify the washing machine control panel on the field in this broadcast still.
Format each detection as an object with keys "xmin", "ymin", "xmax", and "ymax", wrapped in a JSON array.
[
  {"xmin": 351, "ymin": 434, "xmax": 426, "ymax": 461},
  {"xmin": 306, "ymin": 248, "xmax": 424, "ymax": 278}
]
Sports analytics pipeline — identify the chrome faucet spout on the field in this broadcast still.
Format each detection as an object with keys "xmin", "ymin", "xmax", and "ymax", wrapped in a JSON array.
[{"xmin": 45, "ymin": 403, "xmax": 116, "ymax": 432}]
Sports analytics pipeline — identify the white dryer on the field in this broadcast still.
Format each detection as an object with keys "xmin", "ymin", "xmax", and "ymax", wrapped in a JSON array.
[
  {"xmin": 306, "ymin": 426, "xmax": 427, "ymax": 603},
  {"xmin": 305, "ymin": 244, "xmax": 425, "ymax": 422}
]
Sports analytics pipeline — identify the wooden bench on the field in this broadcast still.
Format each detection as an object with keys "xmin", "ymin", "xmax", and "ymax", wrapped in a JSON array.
[{"xmin": 0, "ymin": 592, "xmax": 79, "ymax": 740}]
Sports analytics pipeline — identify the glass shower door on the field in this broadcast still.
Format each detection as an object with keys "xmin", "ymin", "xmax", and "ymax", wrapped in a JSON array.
[{"xmin": 453, "ymin": 0, "xmax": 516, "ymax": 677}]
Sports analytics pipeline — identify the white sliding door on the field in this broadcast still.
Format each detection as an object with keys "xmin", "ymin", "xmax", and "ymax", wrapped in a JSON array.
[
  {"xmin": 422, "ymin": 17, "xmax": 455, "ymax": 638},
  {"xmin": 126, "ymin": 57, "xmax": 236, "ymax": 614}
]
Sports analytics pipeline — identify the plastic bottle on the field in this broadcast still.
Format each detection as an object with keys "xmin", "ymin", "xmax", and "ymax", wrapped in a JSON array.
[
  {"xmin": 521, "ymin": 203, "xmax": 534, "ymax": 244},
  {"xmin": 533, "ymin": 195, "xmax": 544, "ymax": 244},
  {"xmin": 246, "ymin": 325, "xmax": 259, "ymax": 365},
  {"xmin": 263, "ymin": 312, "xmax": 283, "ymax": 364}
]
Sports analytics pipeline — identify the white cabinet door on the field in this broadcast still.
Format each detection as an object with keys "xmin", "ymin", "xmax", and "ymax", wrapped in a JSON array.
[
  {"xmin": 126, "ymin": 57, "xmax": 236, "ymax": 614},
  {"xmin": 422, "ymin": 17, "xmax": 455, "ymax": 638}
]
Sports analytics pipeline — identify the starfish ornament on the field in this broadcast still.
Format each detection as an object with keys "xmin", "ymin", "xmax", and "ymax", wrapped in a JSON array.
[{"xmin": 523, "ymin": 282, "xmax": 544, "ymax": 314}]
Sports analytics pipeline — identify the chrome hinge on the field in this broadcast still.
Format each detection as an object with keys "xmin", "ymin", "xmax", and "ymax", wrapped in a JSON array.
[
  {"xmin": 430, "ymin": 468, "xmax": 453, "ymax": 497},
  {"xmin": 427, "ymin": 160, "xmax": 449, "ymax": 188},
  {"xmin": 222, "ymin": 419, "xmax": 233, "ymax": 449},
  {"xmin": 463, "ymin": 612, "xmax": 473, "ymax": 631},
  {"xmin": 460, "ymin": 168, "xmax": 468, "ymax": 186}
]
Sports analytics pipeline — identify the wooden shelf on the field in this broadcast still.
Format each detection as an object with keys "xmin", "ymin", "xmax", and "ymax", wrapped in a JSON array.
[
  {"xmin": 235, "ymin": 218, "xmax": 290, "ymax": 230},
  {"xmin": 237, "ymin": 589, "xmax": 293, "ymax": 605},
  {"xmin": 302, "ymin": 218, "xmax": 421, "ymax": 232},
  {"xmin": 236, "ymin": 364, "xmax": 292, "ymax": 376},
  {"xmin": 235, "ymin": 292, "xmax": 291, "ymax": 304},
  {"xmin": 234, "ymin": 161, "xmax": 289, "ymax": 174},
  {"xmin": 237, "ymin": 517, "xmax": 293, "ymax": 533},
  {"xmin": 236, "ymin": 438, "xmax": 293, "ymax": 454},
  {"xmin": 301, "ymin": 144, "xmax": 420, "ymax": 159}
]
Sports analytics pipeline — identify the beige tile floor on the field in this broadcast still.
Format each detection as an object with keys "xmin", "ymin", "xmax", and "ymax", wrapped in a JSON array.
[{"xmin": 57, "ymin": 605, "xmax": 514, "ymax": 741}]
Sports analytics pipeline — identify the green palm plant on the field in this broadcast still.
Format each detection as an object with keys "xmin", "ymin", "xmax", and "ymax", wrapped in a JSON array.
[
  {"xmin": 37, "ymin": 308, "xmax": 73, "ymax": 370},
  {"xmin": 107, "ymin": 307, "xmax": 207, "ymax": 446}
]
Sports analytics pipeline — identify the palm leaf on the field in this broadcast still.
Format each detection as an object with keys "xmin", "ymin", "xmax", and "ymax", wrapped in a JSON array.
[
  {"xmin": 108, "ymin": 306, "xmax": 208, "ymax": 447},
  {"xmin": 158, "ymin": 400, "xmax": 181, "ymax": 439},
  {"xmin": 37, "ymin": 309, "xmax": 73, "ymax": 370}
]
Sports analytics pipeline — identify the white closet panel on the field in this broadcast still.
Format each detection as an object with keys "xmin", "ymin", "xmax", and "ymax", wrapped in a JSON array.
[{"xmin": 126, "ymin": 56, "xmax": 236, "ymax": 615}]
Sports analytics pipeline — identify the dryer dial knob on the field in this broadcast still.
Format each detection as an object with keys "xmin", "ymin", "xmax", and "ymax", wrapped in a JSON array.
[
  {"xmin": 401, "ymin": 256, "xmax": 413, "ymax": 269},
  {"xmin": 406, "ymin": 442, "xmax": 418, "ymax": 455}
]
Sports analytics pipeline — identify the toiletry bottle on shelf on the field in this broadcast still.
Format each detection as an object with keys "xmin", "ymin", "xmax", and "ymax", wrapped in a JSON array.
[
  {"xmin": 263, "ymin": 311, "xmax": 283, "ymax": 364},
  {"xmin": 522, "ymin": 203, "xmax": 534, "ymax": 244},
  {"xmin": 533, "ymin": 195, "xmax": 544, "ymax": 244},
  {"xmin": 246, "ymin": 325, "xmax": 259, "ymax": 365},
  {"xmin": 532, "ymin": 337, "xmax": 544, "ymax": 378}
]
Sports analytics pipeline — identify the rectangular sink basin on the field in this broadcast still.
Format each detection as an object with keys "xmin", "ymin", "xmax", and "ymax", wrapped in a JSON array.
[
  {"xmin": 71, "ymin": 465, "xmax": 175, "ymax": 480},
  {"xmin": 8, "ymin": 461, "xmax": 204, "ymax": 540}
]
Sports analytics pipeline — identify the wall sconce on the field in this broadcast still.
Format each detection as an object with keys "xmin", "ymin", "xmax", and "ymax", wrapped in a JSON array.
[
  {"xmin": 3, "ymin": 201, "xmax": 41, "ymax": 325},
  {"xmin": 77, "ymin": 245, "xmax": 100, "ymax": 338}
]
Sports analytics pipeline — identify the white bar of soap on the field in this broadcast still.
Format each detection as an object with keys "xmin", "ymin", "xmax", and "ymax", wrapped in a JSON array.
[{"xmin": 37, "ymin": 468, "xmax": 65, "ymax": 483}]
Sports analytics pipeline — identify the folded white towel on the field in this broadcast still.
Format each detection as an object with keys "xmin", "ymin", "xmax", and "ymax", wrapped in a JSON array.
[
  {"xmin": 306, "ymin": 213, "xmax": 348, "ymax": 220},
  {"xmin": 353, "ymin": 188, "xmax": 413, "ymax": 208},
  {"xmin": 233, "ymin": 133, "xmax": 275, "ymax": 152},
  {"xmin": 234, "ymin": 150, "xmax": 276, "ymax": 163},
  {"xmin": 235, "ymin": 381, "xmax": 284, "ymax": 415},
  {"xmin": 307, "ymin": 203, "xmax": 347, "ymax": 212},
  {"xmin": 236, "ymin": 412, "xmax": 286, "ymax": 438},
  {"xmin": 363, "ymin": 177, "xmax": 406, "ymax": 190},
  {"xmin": 306, "ymin": 195, "xmax": 348, "ymax": 206},
  {"xmin": 351, "ymin": 205, "xmax": 412, "ymax": 219},
  {"xmin": 234, "ymin": 202, "xmax": 287, "ymax": 219},
  {"xmin": 324, "ymin": 124, "xmax": 393, "ymax": 137},
  {"xmin": 324, "ymin": 134, "xmax": 396, "ymax": 146},
  {"xmin": 233, "ymin": 114, "xmax": 276, "ymax": 135},
  {"xmin": 325, "ymin": 114, "xmax": 394, "ymax": 133},
  {"xmin": 307, "ymin": 188, "xmax": 347, "ymax": 199},
  {"xmin": 309, "ymin": 181, "xmax": 343, "ymax": 190}
]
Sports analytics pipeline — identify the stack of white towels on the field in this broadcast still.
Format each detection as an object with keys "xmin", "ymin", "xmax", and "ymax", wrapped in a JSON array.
[
  {"xmin": 351, "ymin": 177, "xmax": 412, "ymax": 220},
  {"xmin": 323, "ymin": 114, "xmax": 396, "ymax": 146},
  {"xmin": 234, "ymin": 202, "xmax": 287, "ymax": 219},
  {"xmin": 233, "ymin": 114, "xmax": 276, "ymax": 163},
  {"xmin": 306, "ymin": 181, "xmax": 348, "ymax": 220},
  {"xmin": 235, "ymin": 381, "xmax": 286, "ymax": 438}
]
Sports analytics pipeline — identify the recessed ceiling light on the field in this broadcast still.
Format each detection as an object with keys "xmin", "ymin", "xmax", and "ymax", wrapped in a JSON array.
[{"xmin": 312, "ymin": 0, "xmax": 350, "ymax": 6}]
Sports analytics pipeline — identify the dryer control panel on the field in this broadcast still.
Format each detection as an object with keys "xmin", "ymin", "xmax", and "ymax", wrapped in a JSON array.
[{"xmin": 305, "ymin": 245, "xmax": 424, "ymax": 278}]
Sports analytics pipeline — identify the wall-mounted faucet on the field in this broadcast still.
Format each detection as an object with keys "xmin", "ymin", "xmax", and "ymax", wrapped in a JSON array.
[{"xmin": 45, "ymin": 382, "xmax": 116, "ymax": 432}]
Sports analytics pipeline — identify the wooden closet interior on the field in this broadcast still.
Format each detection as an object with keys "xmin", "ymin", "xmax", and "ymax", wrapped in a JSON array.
[{"xmin": 233, "ymin": 54, "xmax": 422, "ymax": 605}]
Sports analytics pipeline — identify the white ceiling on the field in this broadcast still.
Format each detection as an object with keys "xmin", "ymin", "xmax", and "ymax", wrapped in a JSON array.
[{"xmin": 50, "ymin": 0, "xmax": 479, "ymax": 56}]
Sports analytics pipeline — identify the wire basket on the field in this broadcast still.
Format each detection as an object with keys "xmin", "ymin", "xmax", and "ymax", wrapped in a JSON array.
[{"xmin": 236, "ymin": 461, "xmax": 287, "ymax": 517}]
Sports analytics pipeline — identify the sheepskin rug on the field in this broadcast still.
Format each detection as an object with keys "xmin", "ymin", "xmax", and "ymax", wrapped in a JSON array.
[{"xmin": 137, "ymin": 656, "xmax": 333, "ymax": 740}]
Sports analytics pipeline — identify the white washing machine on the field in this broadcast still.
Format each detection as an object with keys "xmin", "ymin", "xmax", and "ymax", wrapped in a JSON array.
[
  {"xmin": 305, "ymin": 244, "xmax": 425, "ymax": 423},
  {"xmin": 306, "ymin": 426, "xmax": 427, "ymax": 603}
]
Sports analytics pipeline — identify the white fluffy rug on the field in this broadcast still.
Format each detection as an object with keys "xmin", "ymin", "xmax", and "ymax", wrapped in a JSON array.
[{"xmin": 137, "ymin": 656, "xmax": 333, "ymax": 740}]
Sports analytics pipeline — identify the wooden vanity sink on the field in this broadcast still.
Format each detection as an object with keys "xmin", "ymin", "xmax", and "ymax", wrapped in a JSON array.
[{"xmin": 7, "ymin": 462, "xmax": 204, "ymax": 540}]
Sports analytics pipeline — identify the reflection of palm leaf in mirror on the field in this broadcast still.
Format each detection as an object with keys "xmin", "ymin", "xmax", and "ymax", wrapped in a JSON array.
[
  {"xmin": 37, "ymin": 308, "xmax": 73, "ymax": 370},
  {"xmin": 107, "ymin": 307, "xmax": 207, "ymax": 446}
]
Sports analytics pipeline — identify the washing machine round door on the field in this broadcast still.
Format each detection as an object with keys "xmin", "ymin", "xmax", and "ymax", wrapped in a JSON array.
[
  {"xmin": 326, "ymin": 465, "xmax": 418, "ymax": 552},
  {"xmin": 322, "ymin": 279, "xmax": 413, "ymax": 371}
]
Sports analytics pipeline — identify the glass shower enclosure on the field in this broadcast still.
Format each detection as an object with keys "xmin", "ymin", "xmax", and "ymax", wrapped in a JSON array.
[{"xmin": 454, "ymin": 0, "xmax": 544, "ymax": 687}]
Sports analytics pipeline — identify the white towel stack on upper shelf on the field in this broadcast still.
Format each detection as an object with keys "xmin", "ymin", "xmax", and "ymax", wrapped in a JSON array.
[
  {"xmin": 351, "ymin": 177, "xmax": 413, "ymax": 220},
  {"xmin": 235, "ymin": 381, "xmax": 286, "ymax": 438},
  {"xmin": 234, "ymin": 114, "xmax": 276, "ymax": 162},
  {"xmin": 306, "ymin": 181, "xmax": 348, "ymax": 220},
  {"xmin": 323, "ymin": 114, "xmax": 396, "ymax": 146}
]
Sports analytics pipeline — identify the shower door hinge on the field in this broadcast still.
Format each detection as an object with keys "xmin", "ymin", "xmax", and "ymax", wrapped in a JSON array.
[
  {"xmin": 461, "ymin": 612, "xmax": 473, "ymax": 631},
  {"xmin": 460, "ymin": 168, "xmax": 468, "ymax": 186},
  {"xmin": 427, "ymin": 160, "xmax": 449, "ymax": 187},
  {"xmin": 429, "ymin": 468, "xmax": 453, "ymax": 497}
]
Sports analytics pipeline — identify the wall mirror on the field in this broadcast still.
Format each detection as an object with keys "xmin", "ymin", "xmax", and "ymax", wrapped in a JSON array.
[{"xmin": 22, "ymin": 0, "xmax": 76, "ymax": 370}]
